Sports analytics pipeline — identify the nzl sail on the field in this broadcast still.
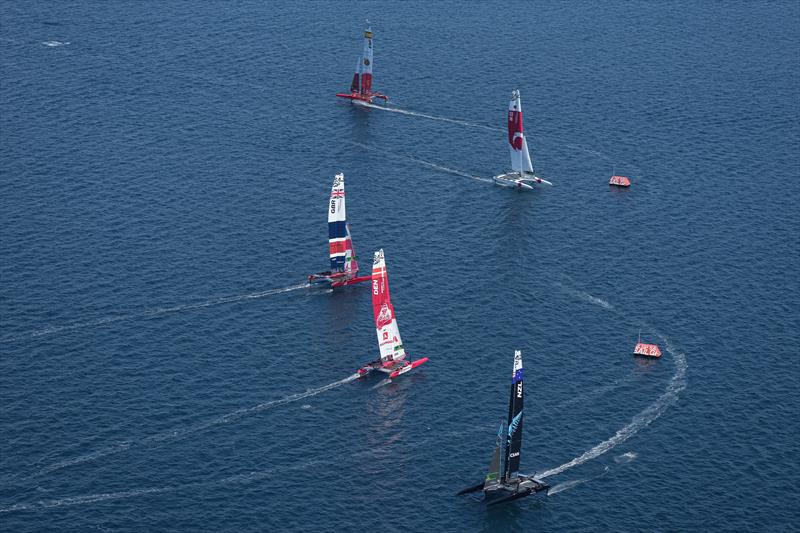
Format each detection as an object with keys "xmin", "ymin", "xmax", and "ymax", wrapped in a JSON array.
[
  {"xmin": 336, "ymin": 26, "xmax": 388, "ymax": 103},
  {"xmin": 508, "ymin": 90, "xmax": 534, "ymax": 175},
  {"xmin": 372, "ymin": 249, "xmax": 406, "ymax": 363},
  {"xmin": 504, "ymin": 350, "xmax": 524, "ymax": 481},
  {"xmin": 457, "ymin": 349, "xmax": 549, "ymax": 503}
]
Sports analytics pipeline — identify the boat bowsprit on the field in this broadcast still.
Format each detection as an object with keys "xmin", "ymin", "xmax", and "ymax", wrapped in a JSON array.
[
  {"xmin": 458, "ymin": 350, "xmax": 549, "ymax": 505},
  {"xmin": 355, "ymin": 249, "xmax": 428, "ymax": 383},
  {"xmin": 308, "ymin": 173, "xmax": 371, "ymax": 288},
  {"xmin": 493, "ymin": 90, "xmax": 553, "ymax": 189},
  {"xmin": 336, "ymin": 25, "xmax": 389, "ymax": 105}
]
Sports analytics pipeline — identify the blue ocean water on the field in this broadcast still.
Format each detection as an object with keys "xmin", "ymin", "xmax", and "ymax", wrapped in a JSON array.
[{"xmin": 1, "ymin": 1, "xmax": 798, "ymax": 531}]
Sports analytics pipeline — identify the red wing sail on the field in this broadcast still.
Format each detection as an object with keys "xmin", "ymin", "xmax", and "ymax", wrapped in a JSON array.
[{"xmin": 372, "ymin": 249, "xmax": 406, "ymax": 363}]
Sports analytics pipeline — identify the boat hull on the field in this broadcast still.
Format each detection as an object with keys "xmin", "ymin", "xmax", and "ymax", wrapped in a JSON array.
[
  {"xmin": 484, "ymin": 476, "xmax": 549, "ymax": 506},
  {"xmin": 336, "ymin": 92, "xmax": 389, "ymax": 105},
  {"xmin": 308, "ymin": 272, "xmax": 371, "ymax": 288},
  {"xmin": 493, "ymin": 173, "xmax": 552, "ymax": 189}
]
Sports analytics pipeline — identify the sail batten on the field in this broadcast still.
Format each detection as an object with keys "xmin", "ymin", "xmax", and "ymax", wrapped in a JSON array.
[{"xmin": 371, "ymin": 250, "xmax": 406, "ymax": 363}]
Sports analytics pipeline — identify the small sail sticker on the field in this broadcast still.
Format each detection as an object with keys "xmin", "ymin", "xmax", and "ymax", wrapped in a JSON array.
[{"xmin": 377, "ymin": 304, "xmax": 392, "ymax": 327}]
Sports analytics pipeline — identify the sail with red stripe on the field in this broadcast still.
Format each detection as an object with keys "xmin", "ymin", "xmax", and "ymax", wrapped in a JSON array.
[
  {"xmin": 371, "ymin": 249, "xmax": 406, "ymax": 363},
  {"xmin": 328, "ymin": 173, "xmax": 349, "ymax": 273},
  {"xmin": 507, "ymin": 90, "xmax": 534, "ymax": 174}
]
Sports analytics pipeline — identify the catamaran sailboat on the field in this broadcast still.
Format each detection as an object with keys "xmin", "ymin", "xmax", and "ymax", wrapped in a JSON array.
[
  {"xmin": 356, "ymin": 249, "xmax": 428, "ymax": 382},
  {"xmin": 458, "ymin": 350, "xmax": 549, "ymax": 505},
  {"xmin": 308, "ymin": 173, "xmax": 371, "ymax": 288},
  {"xmin": 493, "ymin": 90, "xmax": 553, "ymax": 189},
  {"xmin": 336, "ymin": 25, "xmax": 388, "ymax": 105}
]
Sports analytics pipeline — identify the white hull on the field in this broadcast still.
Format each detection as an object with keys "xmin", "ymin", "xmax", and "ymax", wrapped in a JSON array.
[{"xmin": 493, "ymin": 173, "xmax": 552, "ymax": 190}]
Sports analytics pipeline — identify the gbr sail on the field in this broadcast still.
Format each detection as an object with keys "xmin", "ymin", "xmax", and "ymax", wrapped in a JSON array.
[
  {"xmin": 507, "ymin": 90, "xmax": 534, "ymax": 174},
  {"xmin": 371, "ymin": 249, "xmax": 406, "ymax": 363},
  {"xmin": 504, "ymin": 350, "xmax": 524, "ymax": 481},
  {"xmin": 328, "ymin": 173, "xmax": 351, "ymax": 273}
]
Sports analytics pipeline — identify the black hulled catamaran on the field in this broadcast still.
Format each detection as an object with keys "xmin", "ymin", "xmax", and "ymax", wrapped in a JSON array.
[{"xmin": 457, "ymin": 350, "xmax": 549, "ymax": 505}]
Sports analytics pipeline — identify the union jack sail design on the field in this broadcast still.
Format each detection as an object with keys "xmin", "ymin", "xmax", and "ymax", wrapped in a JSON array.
[
  {"xmin": 371, "ymin": 249, "xmax": 406, "ymax": 363},
  {"xmin": 328, "ymin": 173, "xmax": 351, "ymax": 273},
  {"xmin": 507, "ymin": 90, "xmax": 534, "ymax": 174}
]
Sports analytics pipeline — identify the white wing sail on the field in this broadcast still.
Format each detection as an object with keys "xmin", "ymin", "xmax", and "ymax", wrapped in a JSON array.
[
  {"xmin": 328, "ymin": 173, "xmax": 348, "ymax": 272},
  {"xmin": 507, "ymin": 90, "xmax": 534, "ymax": 174}
]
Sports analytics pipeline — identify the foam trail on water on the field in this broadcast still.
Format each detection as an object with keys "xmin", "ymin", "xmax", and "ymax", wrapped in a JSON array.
[
  {"xmin": 357, "ymin": 102, "xmax": 502, "ymax": 132},
  {"xmin": 1, "ymin": 458, "xmax": 333, "ymax": 514},
  {"xmin": 537, "ymin": 336, "xmax": 687, "ymax": 479},
  {"xmin": 547, "ymin": 478, "xmax": 588, "ymax": 496},
  {"xmin": 30, "ymin": 373, "xmax": 360, "ymax": 479},
  {"xmin": 554, "ymin": 282, "xmax": 614, "ymax": 310},
  {"xmin": 1, "ymin": 283, "xmax": 310, "ymax": 343},
  {"xmin": 547, "ymin": 466, "xmax": 610, "ymax": 496},
  {"xmin": 614, "ymin": 451, "xmax": 638, "ymax": 464},
  {"xmin": 350, "ymin": 141, "xmax": 492, "ymax": 183}
]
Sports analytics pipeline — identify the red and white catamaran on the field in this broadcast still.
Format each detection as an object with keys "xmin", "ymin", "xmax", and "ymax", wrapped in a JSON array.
[
  {"xmin": 493, "ymin": 90, "xmax": 553, "ymax": 190},
  {"xmin": 336, "ymin": 25, "xmax": 388, "ymax": 105},
  {"xmin": 356, "ymin": 249, "xmax": 428, "ymax": 382},
  {"xmin": 308, "ymin": 173, "xmax": 371, "ymax": 288}
]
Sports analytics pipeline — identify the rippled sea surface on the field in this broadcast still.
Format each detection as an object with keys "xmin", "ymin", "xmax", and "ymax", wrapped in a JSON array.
[{"xmin": 2, "ymin": 1, "xmax": 798, "ymax": 531}]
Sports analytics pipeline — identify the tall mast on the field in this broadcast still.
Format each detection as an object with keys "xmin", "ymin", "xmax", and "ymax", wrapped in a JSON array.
[{"xmin": 504, "ymin": 350, "xmax": 524, "ymax": 482}]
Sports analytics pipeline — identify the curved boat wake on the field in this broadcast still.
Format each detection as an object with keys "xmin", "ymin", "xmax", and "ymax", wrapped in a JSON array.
[
  {"xmin": 356, "ymin": 102, "xmax": 501, "ymax": 132},
  {"xmin": 25, "ymin": 373, "xmax": 360, "ymax": 480},
  {"xmin": 537, "ymin": 335, "xmax": 687, "ymax": 479},
  {"xmin": 1, "ymin": 283, "xmax": 310, "ymax": 343},
  {"xmin": 0, "ymin": 457, "xmax": 332, "ymax": 514}
]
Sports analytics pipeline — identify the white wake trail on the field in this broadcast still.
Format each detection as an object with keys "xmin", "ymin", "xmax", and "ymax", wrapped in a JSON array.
[
  {"xmin": 1, "ymin": 283, "xmax": 310, "ymax": 343},
  {"xmin": 357, "ymin": 102, "xmax": 502, "ymax": 132},
  {"xmin": 349, "ymin": 141, "xmax": 492, "ymax": 183},
  {"xmin": 537, "ymin": 336, "xmax": 687, "ymax": 479},
  {"xmin": 1, "ymin": 457, "xmax": 334, "ymax": 514},
  {"xmin": 31, "ymin": 373, "xmax": 360, "ymax": 479}
]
